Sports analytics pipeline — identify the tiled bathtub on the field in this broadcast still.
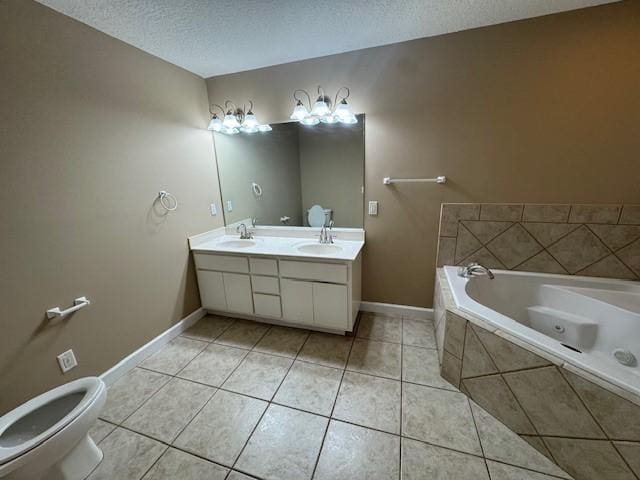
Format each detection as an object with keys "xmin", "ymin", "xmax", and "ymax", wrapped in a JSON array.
[{"xmin": 434, "ymin": 269, "xmax": 640, "ymax": 480}]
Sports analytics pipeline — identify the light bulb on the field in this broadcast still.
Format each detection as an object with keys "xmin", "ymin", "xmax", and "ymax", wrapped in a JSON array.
[
  {"xmin": 311, "ymin": 98, "xmax": 331, "ymax": 117},
  {"xmin": 258, "ymin": 124, "xmax": 272, "ymax": 132},
  {"xmin": 240, "ymin": 126, "xmax": 258, "ymax": 133},
  {"xmin": 243, "ymin": 112, "xmax": 259, "ymax": 129},
  {"xmin": 222, "ymin": 127, "xmax": 239, "ymax": 135},
  {"xmin": 207, "ymin": 115, "xmax": 222, "ymax": 131},
  {"xmin": 334, "ymin": 99, "xmax": 353, "ymax": 119},
  {"xmin": 290, "ymin": 101, "xmax": 308, "ymax": 121},
  {"xmin": 320, "ymin": 114, "xmax": 339, "ymax": 124},
  {"xmin": 300, "ymin": 116, "xmax": 320, "ymax": 126},
  {"xmin": 223, "ymin": 111, "xmax": 241, "ymax": 129},
  {"xmin": 338, "ymin": 114, "xmax": 358, "ymax": 124}
]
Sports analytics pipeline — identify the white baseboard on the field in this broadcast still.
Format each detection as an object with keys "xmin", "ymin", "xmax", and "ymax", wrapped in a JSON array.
[
  {"xmin": 360, "ymin": 301, "xmax": 433, "ymax": 321},
  {"xmin": 100, "ymin": 307, "xmax": 206, "ymax": 386}
]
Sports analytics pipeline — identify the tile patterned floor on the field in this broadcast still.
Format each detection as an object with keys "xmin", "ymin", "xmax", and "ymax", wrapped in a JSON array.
[{"xmin": 88, "ymin": 313, "xmax": 573, "ymax": 480}]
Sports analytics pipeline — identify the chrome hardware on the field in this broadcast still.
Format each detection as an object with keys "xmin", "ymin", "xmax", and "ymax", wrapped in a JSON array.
[
  {"xmin": 319, "ymin": 220, "xmax": 335, "ymax": 244},
  {"xmin": 236, "ymin": 223, "xmax": 253, "ymax": 240},
  {"xmin": 457, "ymin": 263, "xmax": 495, "ymax": 280}
]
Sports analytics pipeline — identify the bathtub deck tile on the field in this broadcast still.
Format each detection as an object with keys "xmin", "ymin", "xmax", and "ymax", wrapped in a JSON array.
[
  {"xmin": 471, "ymin": 324, "xmax": 551, "ymax": 373},
  {"xmin": 562, "ymin": 371, "xmax": 640, "ymax": 441},
  {"xmin": 462, "ymin": 374, "xmax": 536, "ymax": 435},
  {"xmin": 503, "ymin": 367, "xmax": 605, "ymax": 438},
  {"xmin": 544, "ymin": 437, "xmax": 634, "ymax": 480},
  {"xmin": 470, "ymin": 402, "xmax": 571, "ymax": 478}
]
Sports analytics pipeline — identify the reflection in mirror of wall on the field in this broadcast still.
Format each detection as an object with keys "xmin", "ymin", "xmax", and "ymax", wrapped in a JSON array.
[{"xmin": 214, "ymin": 114, "xmax": 364, "ymax": 228}]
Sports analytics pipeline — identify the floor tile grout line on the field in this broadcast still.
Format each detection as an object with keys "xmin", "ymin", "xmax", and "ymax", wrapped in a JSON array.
[
  {"xmin": 168, "ymin": 330, "xmax": 270, "ymax": 449},
  {"xmin": 136, "ymin": 444, "xmax": 170, "ymax": 480},
  {"xmin": 101, "ymin": 314, "xmax": 574, "ymax": 480},
  {"xmin": 227, "ymin": 325, "xmax": 317, "ymax": 476},
  {"xmin": 112, "ymin": 320, "xmax": 273, "ymax": 466},
  {"xmin": 309, "ymin": 331, "xmax": 357, "ymax": 480},
  {"xmin": 466, "ymin": 395, "xmax": 492, "ymax": 479},
  {"xmin": 100, "ymin": 378, "xmax": 574, "ymax": 476},
  {"xmin": 114, "ymin": 324, "xmax": 246, "ymax": 428},
  {"xmin": 100, "ymin": 423, "xmax": 234, "ymax": 476}
]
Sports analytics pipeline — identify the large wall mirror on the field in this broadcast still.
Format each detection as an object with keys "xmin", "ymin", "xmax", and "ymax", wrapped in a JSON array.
[{"xmin": 214, "ymin": 115, "xmax": 364, "ymax": 228}]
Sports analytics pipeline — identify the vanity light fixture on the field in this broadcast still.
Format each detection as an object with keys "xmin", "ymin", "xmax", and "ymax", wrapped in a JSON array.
[
  {"xmin": 208, "ymin": 100, "xmax": 271, "ymax": 135},
  {"xmin": 290, "ymin": 86, "xmax": 357, "ymax": 125}
]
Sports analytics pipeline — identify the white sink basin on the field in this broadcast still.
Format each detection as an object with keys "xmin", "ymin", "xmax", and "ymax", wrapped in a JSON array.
[
  {"xmin": 217, "ymin": 239, "xmax": 257, "ymax": 249},
  {"xmin": 296, "ymin": 243, "xmax": 343, "ymax": 255}
]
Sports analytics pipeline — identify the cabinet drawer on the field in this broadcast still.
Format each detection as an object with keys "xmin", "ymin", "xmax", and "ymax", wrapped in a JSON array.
[
  {"xmin": 253, "ymin": 294, "xmax": 282, "ymax": 318},
  {"xmin": 250, "ymin": 257, "xmax": 278, "ymax": 276},
  {"xmin": 280, "ymin": 260, "xmax": 347, "ymax": 284},
  {"xmin": 194, "ymin": 253, "xmax": 248, "ymax": 273},
  {"xmin": 252, "ymin": 275, "xmax": 280, "ymax": 295}
]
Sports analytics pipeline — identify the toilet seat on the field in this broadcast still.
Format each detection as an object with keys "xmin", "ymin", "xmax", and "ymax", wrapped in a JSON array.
[{"xmin": 0, "ymin": 377, "xmax": 104, "ymax": 466}]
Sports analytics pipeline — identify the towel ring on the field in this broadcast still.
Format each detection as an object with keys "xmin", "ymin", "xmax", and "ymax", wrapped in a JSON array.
[
  {"xmin": 251, "ymin": 182, "xmax": 263, "ymax": 197},
  {"xmin": 158, "ymin": 191, "xmax": 178, "ymax": 211}
]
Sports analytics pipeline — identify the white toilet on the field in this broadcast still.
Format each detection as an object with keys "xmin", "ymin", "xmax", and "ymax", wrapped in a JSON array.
[
  {"xmin": 0, "ymin": 377, "xmax": 107, "ymax": 480},
  {"xmin": 307, "ymin": 204, "xmax": 332, "ymax": 227}
]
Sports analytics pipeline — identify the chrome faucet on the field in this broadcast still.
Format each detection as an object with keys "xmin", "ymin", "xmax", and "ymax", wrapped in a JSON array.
[
  {"xmin": 458, "ymin": 263, "xmax": 495, "ymax": 280},
  {"xmin": 236, "ymin": 223, "xmax": 253, "ymax": 240},
  {"xmin": 319, "ymin": 221, "xmax": 335, "ymax": 244}
]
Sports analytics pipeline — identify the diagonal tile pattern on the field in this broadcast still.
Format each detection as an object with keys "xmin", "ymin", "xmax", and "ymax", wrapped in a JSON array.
[
  {"xmin": 94, "ymin": 313, "xmax": 577, "ymax": 480},
  {"xmin": 437, "ymin": 202, "xmax": 640, "ymax": 280}
]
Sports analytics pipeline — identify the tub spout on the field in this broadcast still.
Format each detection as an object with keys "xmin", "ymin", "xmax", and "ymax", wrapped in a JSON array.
[{"xmin": 458, "ymin": 263, "xmax": 495, "ymax": 280}]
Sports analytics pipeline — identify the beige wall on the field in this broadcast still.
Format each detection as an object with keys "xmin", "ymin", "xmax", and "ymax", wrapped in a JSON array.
[
  {"xmin": 206, "ymin": 1, "xmax": 640, "ymax": 308},
  {"xmin": 215, "ymin": 123, "xmax": 303, "ymax": 226},
  {"xmin": 299, "ymin": 119, "xmax": 365, "ymax": 228},
  {"xmin": 0, "ymin": 1, "xmax": 222, "ymax": 413}
]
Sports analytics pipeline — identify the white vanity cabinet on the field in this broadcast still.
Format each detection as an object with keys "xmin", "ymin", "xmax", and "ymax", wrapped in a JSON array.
[{"xmin": 193, "ymin": 252, "xmax": 361, "ymax": 333}]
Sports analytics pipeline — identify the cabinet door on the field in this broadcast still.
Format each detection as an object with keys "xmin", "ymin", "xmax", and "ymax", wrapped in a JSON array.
[
  {"xmin": 197, "ymin": 270, "xmax": 227, "ymax": 311},
  {"xmin": 281, "ymin": 279, "xmax": 314, "ymax": 326},
  {"xmin": 313, "ymin": 283, "xmax": 349, "ymax": 330},
  {"xmin": 222, "ymin": 273, "xmax": 253, "ymax": 314}
]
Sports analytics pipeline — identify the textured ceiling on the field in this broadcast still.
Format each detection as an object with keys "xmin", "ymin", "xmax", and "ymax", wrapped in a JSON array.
[{"xmin": 37, "ymin": 0, "xmax": 618, "ymax": 78}]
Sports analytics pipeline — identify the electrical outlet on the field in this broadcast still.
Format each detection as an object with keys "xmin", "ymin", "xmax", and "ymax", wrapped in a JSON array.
[
  {"xmin": 227, "ymin": 200, "xmax": 233, "ymax": 212},
  {"xmin": 57, "ymin": 349, "xmax": 77, "ymax": 373},
  {"xmin": 210, "ymin": 203, "xmax": 217, "ymax": 216},
  {"xmin": 368, "ymin": 201, "xmax": 378, "ymax": 216}
]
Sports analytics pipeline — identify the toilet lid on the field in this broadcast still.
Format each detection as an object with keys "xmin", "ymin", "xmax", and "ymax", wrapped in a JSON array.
[
  {"xmin": 0, "ymin": 377, "xmax": 104, "ymax": 466},
  {"xmin": 308, "ymin": 204, "xmax": 326, "ymax": 227}
]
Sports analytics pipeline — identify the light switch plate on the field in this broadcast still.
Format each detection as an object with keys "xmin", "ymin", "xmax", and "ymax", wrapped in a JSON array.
[
  {"xmin": 227, "ymin": 200, "xmax": 233, "ymax": 212},
  {"xmin": 210, "ymin": 203, "xmax": 217, "ymax": 216},
  {"xmin": 57, "ymin": 349, "xmax": 78, "ymax": 373},
  {"xmin": 368, "ymin": 201, "xmax": 378, "ymax": 216}
]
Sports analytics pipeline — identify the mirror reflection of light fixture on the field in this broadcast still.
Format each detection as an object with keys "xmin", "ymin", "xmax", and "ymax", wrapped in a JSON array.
[
  {"xmin": 290, "ymin": 86, "xmax": 357, "ymax": 126},
  {"xmin": 208, "ymin": 100, "xmax": 271, "ymax": 134}
]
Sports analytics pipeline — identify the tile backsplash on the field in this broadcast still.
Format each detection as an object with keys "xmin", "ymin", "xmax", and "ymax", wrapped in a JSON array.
[{"xmin": 436, "ymin": 204, "xmax": 640, "ymax": 280}]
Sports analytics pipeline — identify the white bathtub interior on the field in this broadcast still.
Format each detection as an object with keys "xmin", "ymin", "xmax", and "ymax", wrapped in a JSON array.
[{"xmin": 443, "ymin": 266, "xmax": 640, "ymax": 397}]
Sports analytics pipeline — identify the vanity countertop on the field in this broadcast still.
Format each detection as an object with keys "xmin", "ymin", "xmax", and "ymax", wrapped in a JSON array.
[{"xmin": 189, "ymin": 226, "xmax": 365, "ymax": 262}]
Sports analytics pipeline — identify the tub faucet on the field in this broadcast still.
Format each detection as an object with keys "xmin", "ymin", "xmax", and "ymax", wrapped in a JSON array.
[
  {"xmin": 236, "ymin": 223, "xmax": 253, "ymax": 240},
  {"xmin": 458, "ymin": 263, "xmax": 495, "ymax": 280}
]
